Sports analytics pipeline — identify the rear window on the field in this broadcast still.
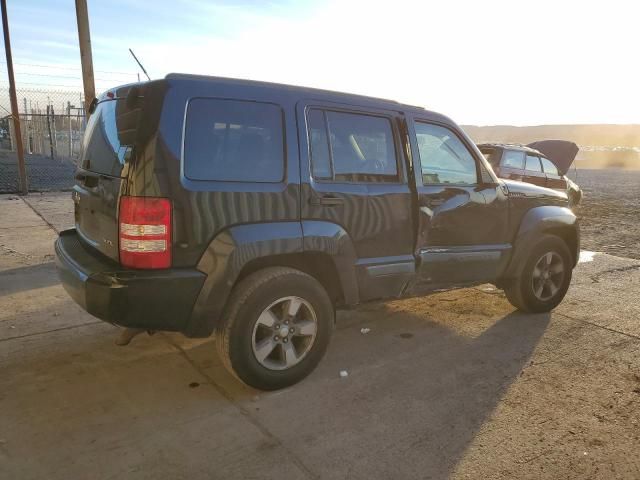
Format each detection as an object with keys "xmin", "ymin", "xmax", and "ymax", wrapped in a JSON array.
[
  {"xmin": 183, "ymin": 98, "xmax": 285, "ymax": 183},
  {"xmin": 540, "ymin": 157, "xmax": 559, "ymax": 175},
  {"xmin": 80, "ymin": 99, "xmax": 131, "ymax": 177},
  {"xmin": 480, "ymin": 147, "xmax": 500, "ymax": 168}
]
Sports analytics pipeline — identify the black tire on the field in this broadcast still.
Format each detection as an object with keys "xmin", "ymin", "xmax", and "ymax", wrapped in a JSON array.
[
  {"xmin": 216, "ymin": 267, "xmax": 334, "ymax": 391},
  {"xmin": 504, "ymin": 235, "xmax": 573, "ymax": 313}
]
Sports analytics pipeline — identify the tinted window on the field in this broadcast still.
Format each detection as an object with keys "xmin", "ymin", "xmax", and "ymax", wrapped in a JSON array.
[
  {"xmin": 540, "ymin": 157, "xmax": 559, "ymax": 175},
  {"xmin": 80, "ymin": 99, "xmax": 131, "ymax": 177},
  {"xmin": 525, "ymin": 155, "xmax": 542, "ymax": 172},
  {"xmin": 307, "ymin": 110, "xmax": 332, "ymax": 179},
  {"xmin": 308, "ymin": 109, "xmax": 399, "ymax": 182},
  {"xmin": 415, "ymin": 122, "xmax": 477, "ymax": 185},
  {"xmin": 502, "ymin": 150, "xmax": 525, "ymax": 169},
  {"xmin": 184, "ymin": 99, "xmax": 284, "ymax": 182}
]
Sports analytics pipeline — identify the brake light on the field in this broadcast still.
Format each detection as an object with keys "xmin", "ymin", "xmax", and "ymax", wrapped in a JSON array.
[{"xmin": 119, "ymin": 196, "xmax": 171, "ymax": 269}]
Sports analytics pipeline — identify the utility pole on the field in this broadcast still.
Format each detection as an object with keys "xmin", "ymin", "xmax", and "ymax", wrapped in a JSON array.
[
  {"xmin": 1, "ymin": 0, "xmax": 27, "ymax": 194},
  {"xmin": 75, "ymin": 0, "xmax": 95, "ymax": 116}
]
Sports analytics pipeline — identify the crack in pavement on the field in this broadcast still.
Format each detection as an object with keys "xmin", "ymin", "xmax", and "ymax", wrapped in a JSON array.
[
  {"xmin": 20, "ymin": 196, "xmax": 61, "ymax": 234},
  {"xmin": 0, "ymin": 320, "xmax": 104, "ymax": 343},
  {"xmin": 589, "ymin": 264, "xmax": 640, "ymax": 283},
  {"xmin": 473, "ymin": 284, "xmax": 640, "ymax": 342},
  {"xmin": 159, "ymin": 332, "xmax": 319, "ymax": 480},
  {"xmin": 554, "ymin": 311, "xmax": 640, "ymax": 342}
]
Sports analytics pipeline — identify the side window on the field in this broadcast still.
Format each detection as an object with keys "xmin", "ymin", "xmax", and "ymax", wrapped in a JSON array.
[
  {"xmin": 540, "ymin": 157, "xmax": 559, "ymax": 176},
  {"xmin": 525, "ymin": 155, "xmax": 543, "ymax": 172},
  {"xmin": 502, "ymin": 150, "xmax": 525, "ymax": 170},
  {"xmin": 414, "ymin": 122, "xmax": 477, "ymax": 185},
  {"xmin": 307, "ymin": 109, "xmax": 400, "ymax": 183},
  {"xmin": 183, "ymin": 98, "xmax": 284, "ymax": 182}
]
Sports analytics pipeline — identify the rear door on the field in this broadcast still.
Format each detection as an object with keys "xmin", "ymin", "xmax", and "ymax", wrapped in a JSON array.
[
  {"xmin": 540, "ymin": 157, "xmax": 566, "ymax": 189},
  {"xmin": 407, "ymin": 119, "xmax": 510, "ymax": 285},
  {"xmin": 298, "ymin": 101, "xmax": 415, "ymax": 300},
  {"xmin": 523, "ymin": 154, "xmax": 547, "ymax": 187},
  {"xmin": 73, "ymin": 98, "xmax": 130, "ymax": 260}
]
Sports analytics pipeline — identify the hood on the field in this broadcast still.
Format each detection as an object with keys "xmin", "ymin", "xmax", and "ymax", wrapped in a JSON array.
[
  {"xmin": 501, "ymin": 179, "xmax": 568, "ymax": 204},
  {"xmin": 526, "ymin": 140, "xmax": 579, "ymax": 176}
]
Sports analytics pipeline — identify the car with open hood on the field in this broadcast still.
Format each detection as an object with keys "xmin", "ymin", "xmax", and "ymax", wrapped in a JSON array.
[{"xmin": 478, "ymin": 141, "xmax": 582, "ymax": 206}]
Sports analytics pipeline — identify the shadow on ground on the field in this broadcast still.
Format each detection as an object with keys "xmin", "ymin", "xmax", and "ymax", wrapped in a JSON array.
[
  {"xmin": 2, "ymin": 286, "xmax": 550, "ymax": 479},
  {"xmin": 0, "ymin": 262, "xmax": 58, "ymax": 297}
]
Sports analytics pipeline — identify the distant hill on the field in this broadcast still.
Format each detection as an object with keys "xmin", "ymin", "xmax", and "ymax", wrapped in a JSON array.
[{"xmin": 462, "ymin": 124, "xmax": 640, "ymax": 169}]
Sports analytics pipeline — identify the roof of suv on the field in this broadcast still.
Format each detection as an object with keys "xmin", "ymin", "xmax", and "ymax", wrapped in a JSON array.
[
  {"xmin": 477, "ymin": 142, "xmax": 545, "ymax": 157},
  {"xmin": 165, "ymin": 73, "xmax": 450, "ymax": 121}
]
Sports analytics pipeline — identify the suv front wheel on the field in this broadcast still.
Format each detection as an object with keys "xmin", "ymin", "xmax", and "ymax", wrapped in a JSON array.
[
  {"xmin": 216, "ymin": 267, "xmax": 334, "ymax": 390},
  {"xmin": 504, "ymin": 235, "xmax": 573, "ymax": 313}
]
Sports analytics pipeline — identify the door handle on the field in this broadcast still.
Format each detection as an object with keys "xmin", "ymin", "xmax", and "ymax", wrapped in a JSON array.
[
  {"xmin": 424, "ymin": 197, "xmax": 445, "ymax": 208},
  {"xmin": 310, "ymin": 195, "xmax": 344, "ymax": 206}
]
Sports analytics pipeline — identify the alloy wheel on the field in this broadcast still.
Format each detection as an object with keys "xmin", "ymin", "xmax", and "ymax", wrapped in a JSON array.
[
  {"xmin": 531, "ymin": 252, "xmax": 565, "ymax": 301},
  {"xmin": 251, "ymin": 296, "xmax": 318, "ymax": 371}
]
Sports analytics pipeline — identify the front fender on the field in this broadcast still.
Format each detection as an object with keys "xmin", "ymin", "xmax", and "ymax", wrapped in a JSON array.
[
  {"xmin": 503, "ymin": 206, "xmax": 579, "ymax": 279},
  {"xmin": 186, "ymin": 222, "xmax": 304, "ymax": 337}
]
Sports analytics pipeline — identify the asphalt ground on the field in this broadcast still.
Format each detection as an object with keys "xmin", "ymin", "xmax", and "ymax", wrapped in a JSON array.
[{"xmin": 1, "ymin": 192, "xmax": 639, "ymax": 479}]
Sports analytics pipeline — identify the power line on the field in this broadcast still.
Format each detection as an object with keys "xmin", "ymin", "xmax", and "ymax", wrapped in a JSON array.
[
  {"xmin": 0, "ymin": 70, "xmax": 137, "ymax": 82},
  {"xmin": 0, "ymin": 60, "xmax": 138, "ymax": 76},
  {"xmin": 0, "ymin": 81, "xmax": 123, "ymax": 88}
]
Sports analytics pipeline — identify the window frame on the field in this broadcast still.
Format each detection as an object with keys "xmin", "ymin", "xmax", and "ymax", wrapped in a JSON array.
[
  {"xmin": 305, "ymin": 106, "xmax": 405, "ymax": 185},
  {"xmin": 181, "ymin": 96, "xmax": 287, "ymax": 185},
  {"xmin": 412, "ymin": 119, "xmax": 482, "ymax": 187}
]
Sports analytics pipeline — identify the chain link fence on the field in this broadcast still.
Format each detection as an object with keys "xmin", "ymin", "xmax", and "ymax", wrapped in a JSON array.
[{"xmin": 0, "ymin": 88, "xmax": 84, "ymax": 193}]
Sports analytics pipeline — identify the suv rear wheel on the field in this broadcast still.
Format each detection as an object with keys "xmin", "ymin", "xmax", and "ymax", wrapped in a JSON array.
[
  {"xmin": 216, "ymin": 267, "xmax": 334, "ymax": 390},
  {"xmin": 504, "ymin": 235, "xmax": 573, "ymax": 313}
]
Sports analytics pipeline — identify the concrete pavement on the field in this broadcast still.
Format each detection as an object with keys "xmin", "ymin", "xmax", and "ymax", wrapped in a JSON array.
[{"xmin": 1, "ymin": 193, "xmax": 639, "ymax": 479}]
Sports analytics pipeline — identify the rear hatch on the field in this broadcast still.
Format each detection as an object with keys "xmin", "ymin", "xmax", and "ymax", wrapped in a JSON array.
[
  {"xmin": 526, "ymin": 140, "xmax": 579, "ymax": 176},
  {"xmin": 73, "ymin": 85, "xmax": 143, "ymax": 261}
]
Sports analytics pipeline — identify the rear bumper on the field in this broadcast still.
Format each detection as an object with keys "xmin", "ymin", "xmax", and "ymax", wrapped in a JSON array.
[{"xmin": 55, "ymin": 229, "xmax": 206, "ymax": 332}]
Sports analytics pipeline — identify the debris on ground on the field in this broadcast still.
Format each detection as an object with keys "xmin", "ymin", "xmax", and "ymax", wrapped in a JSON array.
[
  {"xmin": 339, "ymin": 370, "xmax": 349, "ymax": 378},
  {"xmin": 579, "ymin": 250, "xmax": 599, "ymax": 263},
  {"xmin": 360, "ymin": 327, "xmax": 371, "ymax": 334}
]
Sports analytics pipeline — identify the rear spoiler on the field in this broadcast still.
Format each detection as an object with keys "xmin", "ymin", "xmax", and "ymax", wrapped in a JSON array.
[{"xmin": 527, "ymin": 140, "xmax": 579, "ymax": 176}]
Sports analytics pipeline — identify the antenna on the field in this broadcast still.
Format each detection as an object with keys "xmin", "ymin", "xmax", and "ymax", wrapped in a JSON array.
[{"xmin": 128, "ymin": 48, "xmax": 151, "ymax": 81}]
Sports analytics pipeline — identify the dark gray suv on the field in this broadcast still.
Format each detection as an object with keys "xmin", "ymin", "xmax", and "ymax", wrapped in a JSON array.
[{"xmin": 55, "ymin": 74, "xmax": 579, "ymax": 390}]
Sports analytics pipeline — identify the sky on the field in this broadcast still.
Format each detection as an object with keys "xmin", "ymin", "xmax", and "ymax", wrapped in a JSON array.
[{"xmin": 1, "ymin": 0, "xmax": 639, "ymax": 125}]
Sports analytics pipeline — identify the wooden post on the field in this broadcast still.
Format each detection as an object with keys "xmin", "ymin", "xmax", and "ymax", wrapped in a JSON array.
[
  {"xmin": 75, "ymin": 0, "xmax": 95, "ymax": 116},
  {"xmin": 46, "ymin": 105, "xmax": 54, "ymax": 159},
  {"xmin": 1, "ymin": 0, "xmax": 27, "ymax": 194},
  {"xmin": 67, "ymin": 101, "xmax": 72, "ymax": 157}
]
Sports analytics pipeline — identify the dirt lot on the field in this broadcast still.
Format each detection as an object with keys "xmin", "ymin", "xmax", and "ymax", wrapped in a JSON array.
[
  {"xmin": 1, "ymin": 190, "xmax": 640, "ymax": 479},
  {"xmin": 570, "ymin": 169, "xmax": 640, "ymax": 259}
]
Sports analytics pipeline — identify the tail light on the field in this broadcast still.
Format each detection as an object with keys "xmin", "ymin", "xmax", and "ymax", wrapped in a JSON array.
[{"xmin": 119, "ymin": 196, "xmax": 171, "ymax": 269}]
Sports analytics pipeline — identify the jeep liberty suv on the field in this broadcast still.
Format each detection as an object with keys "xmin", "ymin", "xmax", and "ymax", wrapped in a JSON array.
[{"xmin": 55, "ymin": 75, "xmax": 579, "ymax": 390}]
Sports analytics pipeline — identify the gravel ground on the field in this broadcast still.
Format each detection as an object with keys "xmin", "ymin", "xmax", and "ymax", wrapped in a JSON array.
[{"xmin": 569, "ymin": 169, "xmax": 640, "ymax": 260}]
